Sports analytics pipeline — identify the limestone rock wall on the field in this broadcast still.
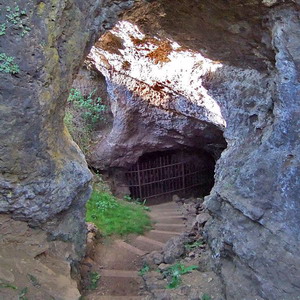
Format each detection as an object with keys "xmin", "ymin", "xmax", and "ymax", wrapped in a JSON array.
[
  {"xmin": 205, "ymin": 6, "xmax": 300, "ymax": 299},
  {"xmin": 0, "ymin": 0, "xmax": 133, "ymax": 258},
  {"xmin": 87, "ymin": 21, "xmax": 227, "ymax": 170}
]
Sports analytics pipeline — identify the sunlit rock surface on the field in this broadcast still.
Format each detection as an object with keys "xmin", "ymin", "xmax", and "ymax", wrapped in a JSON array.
[{"xmin": 88, "ymin": 21, "xmax": 226, "ymax": 169}]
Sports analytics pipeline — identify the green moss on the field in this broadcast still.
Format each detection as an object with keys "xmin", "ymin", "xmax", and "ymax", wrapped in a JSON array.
[{"xmin": 86, "ymin": 190, "xmax": 152, "ymax": 236}]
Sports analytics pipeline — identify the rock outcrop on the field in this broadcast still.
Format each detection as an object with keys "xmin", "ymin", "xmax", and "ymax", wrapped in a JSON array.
[
  {"xmin": 0, "ymin": 0, "xmax": 134, "ymax": 260},
  {"xmin": 205, "ymin": 6, "xmax": 300, "ymax": 300},
  {"xmin": 87, "ymin": 21, "xmax": 226, "ymax": 170},
  {"xmin": 87, "ymin": 1, "xmax": 300, "ymax": 299}
]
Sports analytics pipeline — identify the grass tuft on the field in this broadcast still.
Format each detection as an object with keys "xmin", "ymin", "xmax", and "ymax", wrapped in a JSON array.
[
  {"xmin": 86, "ymin": 190, "xmax": 152, "ymax": 236},
  {"xmin": 162, "ymin": 263, "xmax": 198, "ymax": 289}
]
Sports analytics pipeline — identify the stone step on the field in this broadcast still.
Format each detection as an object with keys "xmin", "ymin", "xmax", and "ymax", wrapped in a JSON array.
[
  {"xmin": 115, "ymin": 240, "xmax": 146, "ymax": 256},
  {"xmin": 145, "ymin": 231, "xmax": 179, "ymax": 243},
  {"xmin": 88, "ymin": 296, "xmax": 143, "ymax": 300},
  {"xmin": 154, "ymin": 224, "xmax": 186, "ymax": 232},
  {"xmin": 149, "ymin": 208, "xmax": 181, "ymax": 213},
  {"xmin": 150, "ymin": 229, "xmax": 181, "ymax": 235},
  {"xmin": 92, "ymin": 276, "xmax": 143, "ymax": 298},
  {"xmin": 128, "ymin": 237, "xmax": 161, "ymax": 253},
  {"xmin": 136, "ymin": 235, "xmax": 164, "ymax": 248},
  {"xmin": 89, "ymin": 296, "xmax": 143, "ymax": 300},
  {"xmin": 150, "ymin": 202, "xmax": 178, "ymax": 209},
  {"xmin": 149, "ymin": 212, "xmax": 182, "ymax": 217},
  {"xmin": 154, "ymin": 223, "xmax": 185, "ymax": 228},
  {"xmin": 93, "ymin": 243, "xmax": 142, "ymax": 270},
  {"xmin": 151, "ymin": 216, "xmax": 185, "ymax": 224},
  {"xmin": 152, "ymin": 215, "xmax": 183, "ymax": 219},
  {"xmin": 101, "ymin": 269, "xmax": 139, "ymax": 278}
]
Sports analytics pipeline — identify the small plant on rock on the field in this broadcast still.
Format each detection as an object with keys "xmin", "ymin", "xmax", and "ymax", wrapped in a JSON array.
[
  {"xmin": 201, "ymin": 294, "xmax": 212, "ymax": 300},
  {"xmin": 0, "ymin": 280, "xmax": 17, "ymax": 290},
  {"xmin": 67, "ymin": 88, "xmax": 107, "ymax": 125},
  {"xmin": 162, "ymin": 263, "xmax": 198, "ymax": 289},
  {"xmin": 0, "ymin": 5, "xmax": 31, "ymax": 37},
  {"xmin": 184, "ymin": 239, "xmax": 204, "ymax": 251},
  {"xmin": 139, "ymin": 264, "xmax": 150, "ymax": 276},
  {"xmin": 0, "ymin": 23, "xmax": 6, "ymax": 36},
  {"xmin": 0, "ymin": 52, "xmax": 19, "ymax": 74},
  {"xmin": 87, "ymin": 272, "xmax": 100, "ymax": 290},
  {"xmin": 18, "ymin": 287, "xmax": 29, "ymax": 300}
]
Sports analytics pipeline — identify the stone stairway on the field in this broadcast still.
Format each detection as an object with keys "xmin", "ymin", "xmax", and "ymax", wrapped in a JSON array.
[{"xmin": 85, "ymin": 201, "xmax": 186, "ymax": 299}]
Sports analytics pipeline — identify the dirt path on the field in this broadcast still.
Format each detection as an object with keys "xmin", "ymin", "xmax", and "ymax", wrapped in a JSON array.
[{"xmin": 82, "ymin": 201, "xmax": 186, "ymax": 299}]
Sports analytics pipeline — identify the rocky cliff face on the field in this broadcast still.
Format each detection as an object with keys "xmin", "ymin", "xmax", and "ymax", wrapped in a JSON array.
[
  {"xmin": 205, "ymin": 6, "xmax": 300, "ymax": 299},
  {"xmin": 88, "ymin": 1, "xmax": 300, "ymax": 299},
  {"xmin": 0, "ymin": 0, "xmax": 133, "ymax": 259},
  {"xmin": 1, "ymin": 0, "xmax": 299, "ymax": 299}
]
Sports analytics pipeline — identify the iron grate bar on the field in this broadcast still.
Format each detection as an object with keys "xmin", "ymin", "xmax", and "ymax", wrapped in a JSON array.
[{"xmin": 125, "ymin": 152, "xmax": 208, "ymax": 200}]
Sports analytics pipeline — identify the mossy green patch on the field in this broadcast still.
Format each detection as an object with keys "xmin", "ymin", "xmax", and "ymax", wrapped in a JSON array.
[{"xmin": 86, "ymin": 190, "xmax": 152, "ymax": 236}]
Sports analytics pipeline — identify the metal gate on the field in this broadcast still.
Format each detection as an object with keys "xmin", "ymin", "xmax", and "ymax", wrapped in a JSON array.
[{"xmin": 125, "ymin": 152, "xmax": 210, "ymax": 200}]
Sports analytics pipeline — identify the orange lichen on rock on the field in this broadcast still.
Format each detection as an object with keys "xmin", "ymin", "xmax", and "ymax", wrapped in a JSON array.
[
  {"xmin": 122, "ymin": 60, "xmax": 131, "ymax": 70},
  {"xmin": 95, "ymin": 32, "xmax": 125, "ymax": 55},
  {"xmin": 146, "ymin": 40, "xmax": 173, "ymax": 64},
  {"xmin": 131, "ymin": 36, "xmax": 161, "ymax": 47}
]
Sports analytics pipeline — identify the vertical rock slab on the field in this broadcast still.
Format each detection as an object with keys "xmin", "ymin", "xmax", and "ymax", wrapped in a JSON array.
[
  {"xmin": 205, "ymin": 5, "xmax": 300, "ymax": 300},
  {"xmin": 0, "ymin": 0, "xmax": 133, "ymax": 258}
]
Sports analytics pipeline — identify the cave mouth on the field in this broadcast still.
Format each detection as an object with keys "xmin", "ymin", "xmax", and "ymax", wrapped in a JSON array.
[{"xmin": 124, "ymin": 149, "xmax": 215, "ymax": 205}]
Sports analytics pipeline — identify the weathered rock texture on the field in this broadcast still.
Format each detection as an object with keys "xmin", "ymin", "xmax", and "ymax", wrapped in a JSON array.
[
  {"xmin": 88, "ymin": 1, "xmax": 300, "ymax": 299},
  {"xmin": 88, "ymin": 21, "xmax": 226, "ymax": 170},
  {"xmin": 0, "ymin": 0, "xmax": 133, "ymax": 259},
  {"xmin": 205, "ymin": 6, "xmax": 300, "ymax": 300},
  {"xmin": 0, "ymin": 215, "xmax": 81, "ymax": 299},
  {"xmin": 1, "ymin": 0, "xmax": 300, "ymax": 298}
]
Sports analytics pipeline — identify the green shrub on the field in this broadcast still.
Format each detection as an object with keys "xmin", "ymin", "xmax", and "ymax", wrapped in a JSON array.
[
  {"xmin": 64, "ymin": 88, "xmax": 109, "ymax": 154},
  {"xmin": 64, "ymin": 111, "xmax": 92, "ymax": 154},
  {"xmin": 67, "ymin": 88, "xmax": 107, "ymax": 125},
  {"xmin": 86, "ymin": 190, "xmax": 152, "ymax": 236}
]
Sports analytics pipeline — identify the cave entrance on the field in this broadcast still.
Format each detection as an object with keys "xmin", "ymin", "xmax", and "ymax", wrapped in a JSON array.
[{"xmin": 125, "ymin": 149, "xmax": 215, "ymax": 202}]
